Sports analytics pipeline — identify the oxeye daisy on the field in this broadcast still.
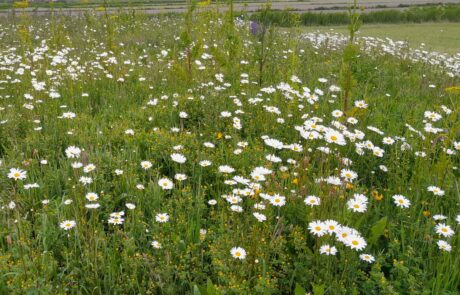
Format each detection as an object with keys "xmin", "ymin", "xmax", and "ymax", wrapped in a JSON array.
[
  {"xmin": 199, "ymin": 160, "xmax": 212, "ymax": 167},
  {"xmin": 253, "ymin": 212, "xmax": 267, "ymax": 222},
  {"xmin": 427, "ymin": 186, "xmax": 445, "ymax": 196},
  {"xmin": 141, "ymin": 161, "xmax": 153, "ymax": 170},
  {"xmin": 108, "ymin": 217, "xmax": 124, "ymax": 225},
  {"xmin": 289, "ymin": 143, "xmax": 303, "ymax": 152},
  {"xmin": 331, "ymin": 110, "xmax": 343, "ymax": 118},
  {"xmin": 346, "ymin": 235, "xmax": 367, "ymax": 251},
  {"xmin": 79, "ymin": 176, "xmax": 93, "ymax": 185},
  {"xmin": 363, "ymin": 140, "xmax": 374, "ymax": 150},
  {"xmin": 270, "ymin": 194, "xmax": 286, "ymax": 207},
  {"xmin": 347, "ymin": 199, "xmax": 367, "ymax": 213},
  {"xmin": 359, "ymin": 254, "xmax": 375, "ymax": 263},
  {"xmin": 125, "ymin": 129, "xmax": 135, "ymax": 135},
  {"xmin": 65, "ymin": 146, "xmax": 81, "ymax": 158},
  {"xmin": 308, "ymin": 221, "xmax": 326, "ymax": 237},
  {"xmin": 354, "ymin": 100, "xmax": 368, "ymax": 109},
  {"xmin": 382, "ymin": 137, "xmax": 395, "ymax": 145},
  {"xmin": 218, "ymin": 165, "xmax": 235, "ymax": 174},
  {"xmin": 203, "ymin": 142, "xmax": 215, "ymax": 148},
  {"xmin": 155, "ymin": 213, "xmax": 169, "ymax": 223},
  {"xmin": 8, "ymin": 168, "xmax": 27, "ymax": 180},
  {"xmin": 60, "ymin": 220, "xmax": 76, "ymax": 230},
  {"xmin": 85, "ymin": 203, "xmax": 100, "ymax": 209},
  {"xmin": 151, "ymin": 240, "xmax": 162, "ymax": 249},
  {"xmin": 347, "ymin": 117, "xmax": 358, "ymax": 124},
  {"xmin": 230, "ymin": 247, "xmax": 246, "ymax": 260},
  {"xmin": 158, "ymin": 178, "xmax": 174, "ymax": 190},
  {"xmin": 372, "ymin": 147, "xmax": 384, "ymax": 157},
  {"xmin": 83, "ymin": 164, "xmax": 96, "ymax": 173},
  {"xmin": 230, "ymin": 205, "xmax": 243, "ymax": 212},
  {"xmin": 392, "ymin": 195, "xmax": 411, "ymax": 208},
  {"xmin": 251, "ymin": 173, "xmax": 266, "ymax": 182},
  {"xmin": 170, "ymin": 153, "xmax": 186, "ymax": 164},
  {"xmin": 324, "ymin": 129, "xmax": 346, "ymax": 146},
  {"xmin": 264, "ymin": 138, "xmax": 284, "ymax": 149},
  {"xmin": 174, "ymin": 173, "xmax": 188, "ymax": 181},
  {"xmin": 324, "ymin": 220, "xmax": 340, "ymax": 234},
  {"xmin": 85, "ymin": 192, "xmax": 99, "ymax": 202},
  {"xmin": 319, "ymin": 244, "xmax": 337, "ymax": 256},
  {"xmin": 265, "ymin": 154, "xmax": 282, "ymax": 163},
  {"xmin": 454, "ymin": 141, "xmax": 460, "ymax": 151},
  {"xmin": 436, "ymin": 240, "xmax": 452, "ymax": 252},
  {"xmin": 110, "ymin": 211, "xmax": 125, "ymax": 218},
  {"xmin": 435, "ymin": 223, "xmax": 454, "ymax": 237},
  {"xmin": 432, "ymin": 214, "xmax": 447, "ymax": 221},
  {"xmin": 304, "ymin": 195, "xmax": 321, "ymax": 207},
  {"xmin": 72, "ymin": 162, "xmax": 83, "ymax": 169},
  {"xmin": 326, "ymin": 176, "xmax": 342, "ymax": 186},
  {"xmin": 340, "ymin": 169, "xmax": 357, "ymax": 182},
  {"xmin": 226, "ymin": 195, "xmax": 242, "ymax": 204},
  {"xmin": 336, "ymin": 226, "xmax": 353, "ymax": 243}
]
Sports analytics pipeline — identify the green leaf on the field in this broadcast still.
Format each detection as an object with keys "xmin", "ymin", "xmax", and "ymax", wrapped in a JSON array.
[
  {"xmin": 207, "ymin": 278, "xmax": 220, "ymax": 295},
  {"xmin": 369, "ymin": 216, "xmax": 388, "ymax": 245},
  {"xmin": 294, "ymin": 283, "xmax": 306, "ymax": 295},
  {"xmin": 193, "ymin": 285, "xmax": 202, "ymax": 295},
  {"xmin": 312, "ymin": 283, "xmax": 325, "ymax": 295}
]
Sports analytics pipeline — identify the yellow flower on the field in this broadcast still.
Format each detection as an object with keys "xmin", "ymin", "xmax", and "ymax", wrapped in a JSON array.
[
  {"xmin": 372, "ymin": 190, "xmax": 383, "ymax": 201},
  {"xmin": 216, "ymin": 132, "xmax": 223, "ymax": 139}
]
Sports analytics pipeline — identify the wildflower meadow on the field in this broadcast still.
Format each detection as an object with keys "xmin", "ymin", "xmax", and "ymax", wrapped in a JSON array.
[{"xmin": 0, "ymin": 3, "xmax": 459, "ymax": 294}]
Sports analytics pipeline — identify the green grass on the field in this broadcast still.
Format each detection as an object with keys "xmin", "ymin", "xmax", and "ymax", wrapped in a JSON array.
[
  {"xmin": 299, "ymin": 23, "xmax": 460, "ymax": 54},
  {"xmin": 0, "ymin": 10, "xmax": 459, "ymax": 294},
  {"xmin": 251, "ymin": 5, "xmax": 460, "ymax": 27}
]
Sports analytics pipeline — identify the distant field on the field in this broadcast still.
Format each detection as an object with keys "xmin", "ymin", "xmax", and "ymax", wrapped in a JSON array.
[
  {"xmin": 1, "ymin": 0, "xmax": 459, "ymax": 11},
  {"xmin": 299, "ymin": 23, "xmax": 460, "ymax": 54}
]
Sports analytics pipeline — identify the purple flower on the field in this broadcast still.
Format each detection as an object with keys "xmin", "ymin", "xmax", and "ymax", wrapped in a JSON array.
[{"xmin": 251, "ymin": 21, "xmax": 261, "ymax": 36}]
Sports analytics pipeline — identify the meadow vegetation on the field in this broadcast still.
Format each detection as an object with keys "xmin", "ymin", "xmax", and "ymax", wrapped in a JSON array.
[
  {"xmin": 298, "ymin": 23, "xmax": 460, "ymax": 54},
  {"xmin": 251, "ymin": 5, "xmax": 460, "ymax": 27},
  {"xmin": 0, "ymin": 3, "xmax": 459, "ymax": 294}
]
